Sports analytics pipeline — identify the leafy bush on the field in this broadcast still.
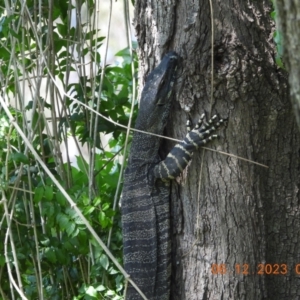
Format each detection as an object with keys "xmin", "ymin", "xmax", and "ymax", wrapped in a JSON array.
[{"xmin": 0, "ymin": 1, "xmax": 137, "ymax": 298}]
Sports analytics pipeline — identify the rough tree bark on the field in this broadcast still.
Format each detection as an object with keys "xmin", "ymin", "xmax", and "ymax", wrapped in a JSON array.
[
  {"xmin": 274, "ymin": 0, "xmax": 300, "ymax": 130},
  {"xmin": 134, "ymin": 0, "xmax": 300, "ymax": 299}
]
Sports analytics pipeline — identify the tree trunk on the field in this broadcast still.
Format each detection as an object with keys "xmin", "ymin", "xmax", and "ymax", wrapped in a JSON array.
[
  {"xmin": 274, "ymin": 0, "xmax": 300, "ymax": 130},
  {"xmin": 134, "ymin": 0, "xmax": 300, "ymax": 299}
]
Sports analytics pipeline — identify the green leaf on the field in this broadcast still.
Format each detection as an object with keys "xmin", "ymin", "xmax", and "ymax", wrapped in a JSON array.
[
  {"xmin": 93, "ymin": 197, "xmax": 101, "ymax": 206},
  {"xmin": 0, "ymin": 254, "xmax": 5, "ymax": 267},
  {"xmin": 103, "ymin": 209, "xmax": 115, "ymax": 218},
  {"xmin": 76, "ymin": 156, "xmax": 88, "ymax": 174},
  {"xmin": 10, "ymin": 152, "xmax": 29, "ymax": 164},
  {"xmin": 44, "ymin": 186, "xmax": 53, "ymax": 201},
  {"xmin": 95, "ymin": 285, "xmax": 106, "ymax": 292},
  {"xmin": 105, "ymin": 290, "xmax": 115, "ymax": 296},
  {"xmin": 275, "ymin": 56, "xmax": 284, "ymax": 69},
  {"xmin": 0, "ymin": 47, "xmax": 10, "ymax": 60},
  {"xmin": 273, "ymin": 31, "xmax": 282, "ymax": 45},
  {"xmin": 99, "ymin": 211, "xmax": 108, "ymax": 228},
  {"xmin": 82, "ymin": 195, "xmax": 90, "ymax": 206},
  {"xmin": 56, "ymin": 23, "xmax": 67, "ymax": 36},
  {"xmin": 45, "ymin": 248, "xmax": 57, "ymax": 263},
  {"xmin": 56, "ymin": 213, "xmax": 70, "ymax": 230},
  {"xmin": 77, "ymin": 231, "xmax": 88, "ymax": 248},
  {"xmin": 31, "ymin": 110, "xmax": 45, "ymax": 132},
  {"xmin": 66, "ymin": 207, "xmax": 79, "ymax": 219},
  {"xmin": 41, "ymin": 201, "xmax": 55, "ymax": 217},
  {"xmin": 56, "ymin": 191, "xmax": 66, "ymax": 205},
  {"xmin": 99, "ymin": 254, "xmax": 109, "ymax": 270},
  {"xmin": 103, "ymin": 173, "xmax": 119, "ymax": 188},
  {"xmin": 34, "ymin": 186, "xmax": 44, "ymax": 203},
  {"xmin": 108, "ymin": 267, "xmax": 118, "ymax": 275},
  {"xmin": 83, "ymin": 206, "xmax": 95, "ymax": 215},
  {"xmin": 56, "ymin": 248, "xmax": 70, "ymax": 265},
  {"xmin": 8, "ymin": 28, "xmax": 20, "ymax": 39},
  {"xmin": 85, "ymin": 286, "xmax": 97, "ymax": 298},
  {"xmin": 102, "ymin": 203, "xmax": 110, "ymax": 211},
  {"xmin": 66, "ymin": 222, "xmax": 76, "ymax": 236},
  {"xmin": 25, "ymin": 100, "xmax": 33, "ymax": 110},
  {"xmin": 271, "ymin": 11, "xmax": 276, "ymax": 20},
  {"xmin": 40, "ymin": 235, "xmax": 50, "ymax": 246},
  {"xmin": 115, "ymin": 47, "xmax": 130, "ymax": 58},
  {"xmin": 73, "ymin": 215, "xmax": 85, "ymax": 225}
]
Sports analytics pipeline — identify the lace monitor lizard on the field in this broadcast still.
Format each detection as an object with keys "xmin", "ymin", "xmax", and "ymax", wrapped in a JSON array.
[{"xmin": 121, "ymin": 51, "xmax": 224, "ymax": 299}]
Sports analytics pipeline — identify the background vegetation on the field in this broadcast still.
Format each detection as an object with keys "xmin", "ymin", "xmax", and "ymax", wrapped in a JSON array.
[{"xmin": 0, "ymin": 0, "xmax": 137, "ymax": 298}]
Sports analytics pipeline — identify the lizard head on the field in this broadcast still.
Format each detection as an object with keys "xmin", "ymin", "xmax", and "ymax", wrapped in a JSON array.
[{"xmin": 135, "ymin": 51, "xmax": 179, "ymax": 134}]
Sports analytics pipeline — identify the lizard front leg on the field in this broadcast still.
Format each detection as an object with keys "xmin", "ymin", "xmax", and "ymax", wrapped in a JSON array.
[{"xmin": 154, "ymin": 114, "xmax": 224, "ymax": 180}]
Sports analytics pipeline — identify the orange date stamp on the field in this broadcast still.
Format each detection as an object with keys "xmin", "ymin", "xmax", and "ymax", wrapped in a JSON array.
[{"xmin": 211, "ymin": 263, "xmax": 300, "ymax": 275}]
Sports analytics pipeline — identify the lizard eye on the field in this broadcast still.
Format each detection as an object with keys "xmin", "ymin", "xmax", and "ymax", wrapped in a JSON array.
[{"xmin": 169, "ymin": 55, "xmax": 177, "ymax": 62}]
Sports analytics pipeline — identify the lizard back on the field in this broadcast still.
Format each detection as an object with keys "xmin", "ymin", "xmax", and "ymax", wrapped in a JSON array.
[
  {"xmin": 122, "ymin": 51, "xmax": 179, "ymax": 300},
  {"xmin": 122, "ymin": 51, "xmax": 225, "ymax": 299}
]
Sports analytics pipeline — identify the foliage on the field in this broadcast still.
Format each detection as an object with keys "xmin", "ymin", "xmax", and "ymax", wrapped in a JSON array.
[
  {"xmin": 270, "ymin": 0, "xmax": 284, "ymax": 69},
  {"xmin": 0, "ymin": 0, "xmax": 137, "ymax": 299}
]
